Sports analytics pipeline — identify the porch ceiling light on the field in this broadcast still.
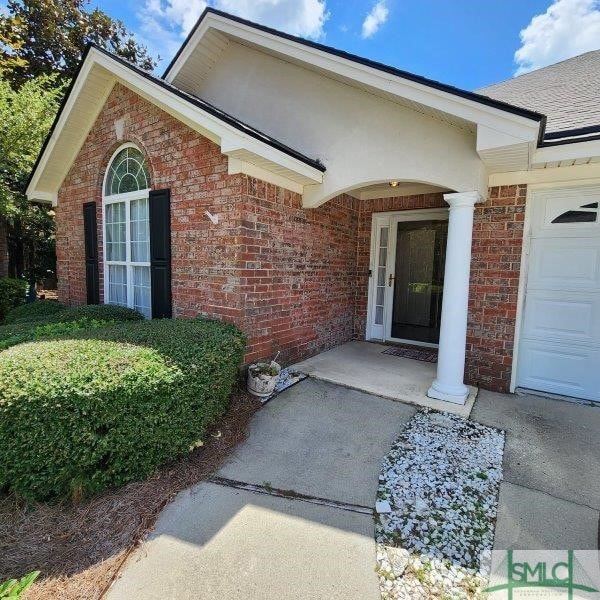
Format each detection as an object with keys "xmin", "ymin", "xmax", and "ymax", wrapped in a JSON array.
[{"xmin": 389, "ymin": 180, "xmax": 400, "ymax": 187}]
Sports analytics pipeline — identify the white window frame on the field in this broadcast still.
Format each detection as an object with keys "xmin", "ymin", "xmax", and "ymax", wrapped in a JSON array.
[{"xmin": 102, "ymin": 143, "xmax": 151, "ymax": 316}]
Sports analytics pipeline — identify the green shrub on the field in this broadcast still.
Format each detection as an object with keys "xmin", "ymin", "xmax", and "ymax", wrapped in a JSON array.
[
  {"xmin": 0, "ymin": 571, "xmax": 40, "ymax": 598},
  {"xmin": 0, "ymin": 304, "xmax": 144, "ymax": 351},
  {"xmin": 0, "ymin": 278, "xmax": 27, "ymax": 322},
  {"xmin": 0, "ymin": 318, "xmax": 246, "ymax": 501},
  {"xmin": 4, "ymin": 299, "xmax": 65, "ymax": 324},
  {"xmin": 0, "ymin": 318, "xmax": 117, "ymax": 351},
  {"xmin": 45, "ymin": 304, "xmax": 143, "ymax": 325}
]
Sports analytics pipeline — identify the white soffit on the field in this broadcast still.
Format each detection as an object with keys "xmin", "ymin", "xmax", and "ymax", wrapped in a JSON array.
[
  {"xmin": 27, "ymin": 47, "xmax": 323, "ymax": 203},
  {"xmin": 165, "ymin": 11, "xmax": 542, "ymax": 173}
]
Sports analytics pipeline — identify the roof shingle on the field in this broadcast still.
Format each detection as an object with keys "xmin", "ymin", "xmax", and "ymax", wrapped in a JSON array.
[{"xmin": 478, "ymin": 50, "xmax": 600, "ymax": 135}]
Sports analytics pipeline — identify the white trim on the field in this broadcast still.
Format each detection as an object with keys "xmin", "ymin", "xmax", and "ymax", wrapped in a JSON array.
[
  {"xmin": 102, "ymin": 143, "xmax": 152, "ymax": 317},
  {"xmin": 509, "ymin": 186, "xmax": 534, "ymax": 392},
  {"xmin": 350, "ymin": 184, "xmax": 449, "ymax": 201},
  {"xmin": 227, "ymin": 158, "xmax": 304, "ymax": 194},
  {"xmin": 489, "ymin": 163, "xmax": 600, "ymax": 187},
  {"xmin": 533, "ymin": 139, "xmax": 600, "ymax": 165},
  {"xmin": 166, "ymin": 13, "xmax": 541, "ymax": 144},
  {"xmin": 26, "ymin": 47, "xmax": 323, "ymax": 202},
  {"xmin": 365, "ymin": 208, "xmax": 449, "ymax": 344}
]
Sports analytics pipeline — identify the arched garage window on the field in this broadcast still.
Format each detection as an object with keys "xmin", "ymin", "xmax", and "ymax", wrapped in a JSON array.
[{"xmin": 103, "ymin": 144, "xmax": 151, "ymax": 317}]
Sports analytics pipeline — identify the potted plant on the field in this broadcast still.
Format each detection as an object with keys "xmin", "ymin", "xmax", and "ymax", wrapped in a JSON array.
[{"xmin": 247, "ymin": 353, "xmax": 281, "ymax": 398}]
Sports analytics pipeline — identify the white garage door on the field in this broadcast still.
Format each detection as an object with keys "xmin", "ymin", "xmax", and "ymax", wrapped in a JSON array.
[{"xmin": 517, "ymin": 185, "xmax": 600, "ymax": 401}]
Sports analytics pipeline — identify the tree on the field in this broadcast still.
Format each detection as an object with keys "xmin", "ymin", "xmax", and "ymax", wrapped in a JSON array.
[
  {"xmin": 0, "ymin": 75, "xmax": 64, "ymax": 282},
  {"xmin": 0, "ymin": 0, "xmax": 157, "ymax": 88}
]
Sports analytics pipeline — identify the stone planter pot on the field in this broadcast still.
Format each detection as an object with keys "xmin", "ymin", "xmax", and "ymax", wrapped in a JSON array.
[{"xmin": 247, "ymin": 362, "xmax": 281, "ymax": 398}]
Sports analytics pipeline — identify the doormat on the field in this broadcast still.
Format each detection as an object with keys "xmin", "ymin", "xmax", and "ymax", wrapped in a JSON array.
[{"xmin": 381, "ymin": 345, "xmax": 438, "ymax": 363}]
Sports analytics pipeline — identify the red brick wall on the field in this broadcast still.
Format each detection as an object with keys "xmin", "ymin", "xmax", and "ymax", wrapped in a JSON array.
[
  {"xmin": 57, "ymin": 84, "xmax": 358, "ymax": 364},
  {"xmin": 56, "ymin": 83, "xmax": 526, "ymax": 390},
  {"xmin": 465, "ymin": 185, "xmax": 526, "ymax": 392},
  {"xmin": 239, "ymin": 183, "xmax": 358, "ymax": 364},
  {"xmin": 57, "ymin": 84, "xmax": 244, "ymax": 327}
]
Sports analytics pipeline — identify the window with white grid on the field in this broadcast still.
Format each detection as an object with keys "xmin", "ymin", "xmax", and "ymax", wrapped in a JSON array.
[{"xmin": 103, "ymin": 145, "xmax": 151, "ymax": 318}]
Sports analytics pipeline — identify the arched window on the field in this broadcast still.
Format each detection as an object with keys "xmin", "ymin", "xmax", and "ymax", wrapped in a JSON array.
[
  {"xmin": 103, "ymin": 145, "xmax": 152, "ymax": 317},
  {"xmin": 105, "ymin": 146, "xmax": 150, "ymax": 195}
]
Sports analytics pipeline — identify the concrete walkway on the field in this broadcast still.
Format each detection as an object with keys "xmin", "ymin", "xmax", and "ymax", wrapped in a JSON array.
[
  {"xmin": 471, "ymin": 390, "xmax": 600, "ymax": 550},
  {"xmin": 108, "ymin": 376, "xmax": 600, "ymax": 599},
  {"xmin": 108, "ymin": 379, "xmax": 416, "ymax": 599},
  {"xmin": 293, "ymin": 341, "xmax": 477, "ymax": 417}
]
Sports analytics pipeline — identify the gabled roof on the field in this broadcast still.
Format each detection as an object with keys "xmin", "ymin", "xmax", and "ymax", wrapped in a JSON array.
[
  {"xmin": 27, "ymin": 44, "xmax": 324, "ymax": 203},
  {"xmin": 479, "ymin": 51, "xmax": 600, "ymax": 145},
  {"xmin": 164, "ymin": 8, "xmax": 545, "ymax": 126}
]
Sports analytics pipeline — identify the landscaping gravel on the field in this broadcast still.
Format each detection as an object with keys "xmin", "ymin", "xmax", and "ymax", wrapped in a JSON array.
[{"xmin": 375, "ymin": 409, "xmax": 505, "ymax": 599}]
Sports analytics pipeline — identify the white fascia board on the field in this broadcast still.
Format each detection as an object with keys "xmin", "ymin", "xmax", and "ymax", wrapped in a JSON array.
[
  {"xmin": 228, "ymin": 158, "xmax": 304, "ymax": 193},
  {"xmin": 489, "ymin": 163, "xmax": 600, "ymax": 187},
  {"xmin": 27, "ymin": 190, "xmax": 57, "ymax": 204},
  {"xmin": 27, "ymin": 47, "xmax": 322, "ymax": 201},
  {"xmin": 220, "ymin": 138, "xmax": 323, "ymax": 183},
  {"xmin": 533, "ymin": 139, "xmax": 600, "ymax": 165},
  {"xmin": 476, "ymin": 124, "xmax": 533, "ymax": 152},
  {"xmin": 167, "ymin": 13, "xmax": 541, "ymax": 144}
]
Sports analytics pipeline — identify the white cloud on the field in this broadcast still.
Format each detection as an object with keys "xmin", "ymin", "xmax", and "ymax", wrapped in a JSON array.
[
  {"xmin": 361, "ymin": 0, "xmax": 389, "ymax": 39},
  {"xmin": 215, "ymin": 0, "xmax": 329, "ymax": 39},
  {"xmin": 139, "ymin": 0, "xmax": 329, "ymax": 63},
  {"xmin": 515, "ymin": 0, "xmax": 600, "ymax": 75}
]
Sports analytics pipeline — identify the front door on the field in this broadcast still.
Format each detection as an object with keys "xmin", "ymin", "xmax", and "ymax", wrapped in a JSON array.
[{"xmin": 368, "ymin": 210, "xmax": 448, "ymax": 345}]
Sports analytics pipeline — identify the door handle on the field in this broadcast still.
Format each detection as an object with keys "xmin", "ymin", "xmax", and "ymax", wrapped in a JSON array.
[{"xmin": 388, "ymin": 273, "xmax": 395, "ymax": 287}]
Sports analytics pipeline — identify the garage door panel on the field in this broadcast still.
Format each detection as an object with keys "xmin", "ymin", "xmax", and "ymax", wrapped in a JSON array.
[
  {"xmin": 518, "ymin": 340, "xmax": 599, "ymax": 401},
  {"xmin": 522, "ymin": 291, "xmax": 600, "ymax": 345},
  {"xmin": 528, "ymin": 240, "xmax": 600, "ymax": 290},
  {"xmin": 517, "ymin": 185, "xmax": 600, "ymax": 401}
]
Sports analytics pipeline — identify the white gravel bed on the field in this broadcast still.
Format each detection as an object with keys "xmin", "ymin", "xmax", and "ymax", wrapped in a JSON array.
[{"xmin": 375, "ymin": 409, "xmax": 505, "ymax": 599}]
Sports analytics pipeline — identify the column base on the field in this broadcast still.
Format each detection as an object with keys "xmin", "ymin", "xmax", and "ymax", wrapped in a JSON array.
[{"xmin": 427, "ymin": 380, "xmax": 468, "ymax": 405}]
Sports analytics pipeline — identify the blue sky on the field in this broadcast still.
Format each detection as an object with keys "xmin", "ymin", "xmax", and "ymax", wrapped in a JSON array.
[
  {"xmin": 90, "ymin": 0, "xmax": 600, "ymax": 89},
  {"xmin": 12, "ymin": 0, "xmax": 600, "ymax": 90}
]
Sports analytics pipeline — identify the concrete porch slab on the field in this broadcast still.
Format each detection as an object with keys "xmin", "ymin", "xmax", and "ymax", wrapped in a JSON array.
[{"xmin": 292, "ymin": 341, "xmax": 477, "ymax": 418}]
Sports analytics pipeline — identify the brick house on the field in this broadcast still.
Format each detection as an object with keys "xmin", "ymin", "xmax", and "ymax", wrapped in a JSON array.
[{"xmin": 27, "ymin": 9, "xmax": 600, "ymax": 405}]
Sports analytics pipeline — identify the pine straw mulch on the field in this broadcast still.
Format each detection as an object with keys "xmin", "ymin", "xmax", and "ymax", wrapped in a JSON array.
[{"xmin": 0, "ymin": 389, "xmax": 262, "ymax": 600}]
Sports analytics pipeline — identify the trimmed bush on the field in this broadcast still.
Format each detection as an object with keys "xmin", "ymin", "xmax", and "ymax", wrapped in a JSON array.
[
  {"xmin": 45, "ymin": 304, "xmax": 144, "ymax": 325},
  {"xmin": 4, "ymin": 299, "xmax": 65, "ymax": 324},
  {"xmin": 0, "ymin": 318, "xmax": 246, "ymax": 501},
  {"xmin": 0, "ymin": 304, "xmax": 144, "ymax": 351},
  {"xmin": 0, "ymin": 278, "xmax": 27, "ymax": 322},
  {"xmin": 0, "ymin": 318, "xmax": 119, "ymax": 351}
]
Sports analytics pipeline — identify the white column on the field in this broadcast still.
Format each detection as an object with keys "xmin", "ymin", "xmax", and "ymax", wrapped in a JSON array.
[{"xmin": 428, "ymin": 191, "xmax": 483, "ymax": 404}]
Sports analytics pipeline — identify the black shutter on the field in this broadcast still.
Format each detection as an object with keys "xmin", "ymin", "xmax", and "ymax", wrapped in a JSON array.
[
  {"xmin": 149, "ymin": 189, "xmax": 172, "ymax": 318},
  {"xmin": 83, "ymin": 201, "xmax": 100, "ymax": 304}
]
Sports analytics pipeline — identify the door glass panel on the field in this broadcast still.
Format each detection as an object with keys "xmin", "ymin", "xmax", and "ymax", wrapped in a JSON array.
[
  {"xmin": 373, "ymin": 226, "xmax": 389, "ymax": 326},
  {"xmin": 391, "ymin": 220, "xmax": 447, "ymax": 343}
]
